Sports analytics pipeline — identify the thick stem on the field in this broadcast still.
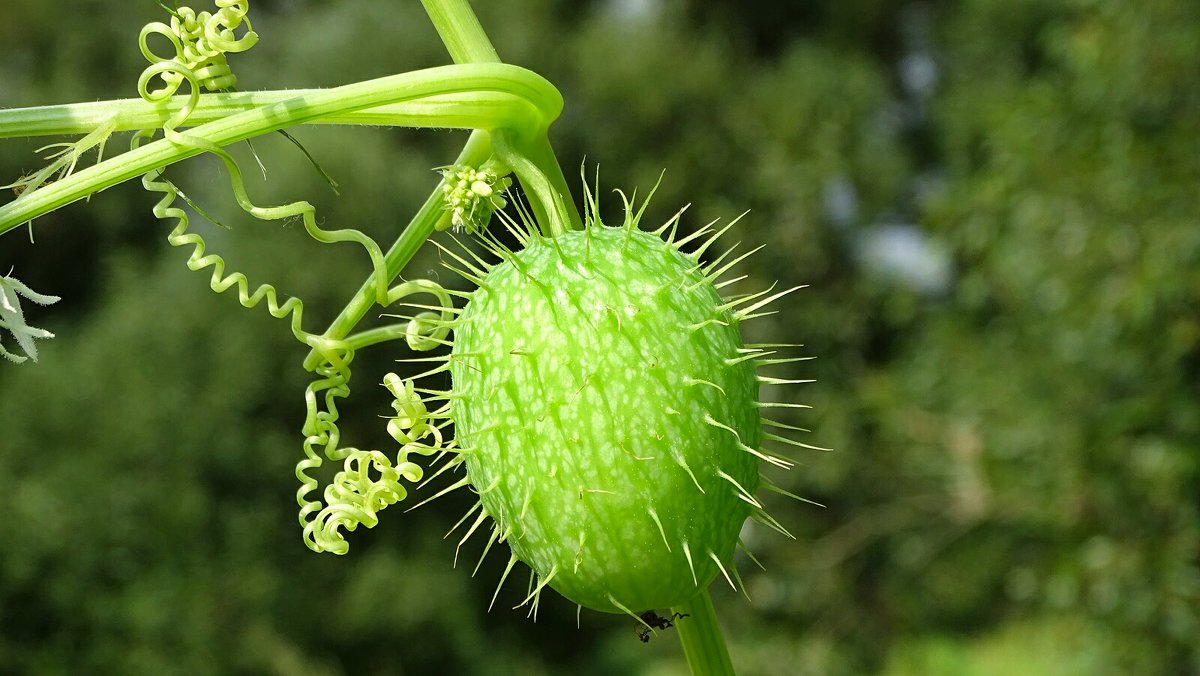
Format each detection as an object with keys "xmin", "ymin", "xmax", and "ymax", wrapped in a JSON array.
[
  {"xmin": 0, "ymin": 91, "xmax": 545, "ymax": 139},
  {"xmin": 420, "ymin": 0, "xmax": 501, "ymax": 64},
  {"xmin": 524, "ymin": 133, "xmax": 579, "ymax": 235},
  {"xmin": 300, "ymin": 130, "xmax": 492, "ymax": 370},
  {"xmin": 671, "ymin": 587, "xmax": 737, "ymax": 676},
  {"xmin": 422, "ymin": 0, "xmax": 582, "ymax": 232},
  {"xmin": 305, "ymin": 0, "xmax": 575, "ymax": 367},
  {"xmin": 0, "ymin": 64, "xmax": 560, "ymax": 235}
]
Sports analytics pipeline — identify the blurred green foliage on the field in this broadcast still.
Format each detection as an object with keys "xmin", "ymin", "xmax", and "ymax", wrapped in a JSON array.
[{"xmin": 1, "ymin": 0, "xmax": 1197, "ymax": 674}]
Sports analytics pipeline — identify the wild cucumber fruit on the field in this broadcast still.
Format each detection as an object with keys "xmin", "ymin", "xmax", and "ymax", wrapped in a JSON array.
[{"xmin": 447, "ymin": 208, "xmax": 798, "ymax": 615}]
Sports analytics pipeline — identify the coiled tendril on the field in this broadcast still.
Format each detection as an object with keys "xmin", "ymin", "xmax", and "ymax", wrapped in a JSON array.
[
  {"xmin": 139, "ymin": 0, "xmax": 258, "ymax": 94},
  {"xmin": 131, "ymin": 0, "xmax": 459, "ymax": 554},
  {"xmin": 300, "ymin": 284, "xmax": 460, "ymax": 555}
]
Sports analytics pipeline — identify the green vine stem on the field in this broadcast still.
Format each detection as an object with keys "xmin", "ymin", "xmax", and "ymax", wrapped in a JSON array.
[
  {"xmin": 420, "ymin": 0, "xmax": 580, "ymax": 236},
  {"xmin": 300, "ymin": 130, "xmax": 493, "ymax": 370},
  {"xmin": 300, "ymin": 0, "xmax": 581, "ymax": 368},
  {"xmin": 0, "ymin": 63, "xmax": 561, "ymax": 235},
  {"xmin": 0, "ymin": 91, "xmax": 549, "ymax": 139},
  {"xmin": 672, "ymin": 587, "xmax": 737, "ymax": 676},
  {"xmin": 421, "ymin": 0, "xmax": 501, "ymax": 64}
]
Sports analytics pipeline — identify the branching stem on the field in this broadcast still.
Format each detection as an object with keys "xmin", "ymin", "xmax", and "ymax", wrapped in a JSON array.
[
  {"xmin": 420, "ymin": 0, "xmax": 580, "ymax": 234},
  {"xmin": 300, "ymin": 0, "xmax": 581, "ymax": 367},
  {"xmin": 0, "ymin": 63, "xmax": 561, "ymax": 236}
]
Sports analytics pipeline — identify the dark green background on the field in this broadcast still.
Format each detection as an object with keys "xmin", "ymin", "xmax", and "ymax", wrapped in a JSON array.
[{"xmin": 1, "ymin": 0, "xmax": 1197, "ymax": 673}]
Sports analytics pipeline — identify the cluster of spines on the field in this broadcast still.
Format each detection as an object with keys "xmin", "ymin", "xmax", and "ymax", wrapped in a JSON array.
[{"xmin": 406, "ymin": 175, "xmax": 826, "ymax": 622}]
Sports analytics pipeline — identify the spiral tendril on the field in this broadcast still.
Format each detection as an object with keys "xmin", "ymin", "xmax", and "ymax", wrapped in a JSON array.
[
  {"xmin": 139, "ymin": 0, "xmax": 257, "ymax": 95},
  {"xmin": 136, "ymin": 0, "xmax": 385, "ymax": 301},
  {"xmin": 298, "ymin": 279, "xmax": 459, "ymax": 553},
  {"xmin": 387, "ymin": 279, "xmax": 456, "ymax": 350},
  {"xmin": 302, "ymin": 372, "xmax": 451, "ymax": 553},
  {"xmin": 131, "ymin": 1, "xmax": 462, "ymax": 554},
  {"xmin": 385, "ymin": 372, "xmax": 447, "ymax": 449}
]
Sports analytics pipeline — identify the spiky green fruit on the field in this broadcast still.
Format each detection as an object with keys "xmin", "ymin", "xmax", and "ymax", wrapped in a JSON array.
[{"xmin": 450, "ymin": 223, "xmax": 761, "ymax": 613}]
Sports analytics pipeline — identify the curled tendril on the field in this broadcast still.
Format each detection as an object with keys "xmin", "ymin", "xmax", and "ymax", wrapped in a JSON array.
[
  {"xmin": 385, "ymin": 373, "xmax": 445, "ymax": 448},
  {"xmin": 140, "ymin": 178, "xmax": 406, "ymax": 557},
  {"xmin": 134, "ymin": 2, "xmax": 389, "ymax": 307},
  {"xmin": 388, "ymin": 278, "xmax": 456, "ymax": 351},
  {"xmin": 310, "ymin": 450, "xmax": 425, "ymax": 555},
  {"xmin": 131, "ymin": 1, "xmax": 432, "ymax": 554},
  {"xmin": 139, "ymin": 166, "xmax": 308, "ymax": 336},
  {"xmin": 407, "ymin": 311, "xmax": 445, "ymax": 350},
  {"xmin": 124, "ymin": 178, "xmax": 379, "ymax": 555},
  {"xmin": 297, "ymin": 367, "xmax": 457, "ymax": 555},
  {"xmin": 295, "ymin": 342, "xmax": 418, "ymax": 555},
  {"xmin": 296, "ymin": 279, "xmax": 460, "ymax": 554},
  {"xmin": 438, "ymin": 162, "xmax": 513, "ymax": 233},
  {"xmin": 295, "ymin": 343, "xmax": 352, "ymax": 550},
  {"xmin": 139, "ymin": 0, "xmax": 257, "ymax": 95}
]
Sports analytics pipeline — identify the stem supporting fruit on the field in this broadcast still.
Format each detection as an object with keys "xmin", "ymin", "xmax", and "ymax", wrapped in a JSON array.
[
  {"xmin": 422, "ymin": 0, "xmax": 582, "ymax": 234},
  {"xmin": 301, "ymin": 130, "xmax": 493, "ymax": 370},
  {"xmin": 420, "ymin": 0, "xmax": 502, "ymax": 64},
  {"xmin": 673, "ymin": 587, "xmax": 737, "ymax": 676}
]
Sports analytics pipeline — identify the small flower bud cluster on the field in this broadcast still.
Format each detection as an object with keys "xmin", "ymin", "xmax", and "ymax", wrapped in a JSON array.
[{"xmin": 439, "ymin": 164, "xmax": 512, "ymax": 233}]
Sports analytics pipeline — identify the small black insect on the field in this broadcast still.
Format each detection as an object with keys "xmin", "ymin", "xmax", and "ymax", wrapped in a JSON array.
[{"xmin": 635, "ymin": 610, "xmax": 689, "ymax": 643}]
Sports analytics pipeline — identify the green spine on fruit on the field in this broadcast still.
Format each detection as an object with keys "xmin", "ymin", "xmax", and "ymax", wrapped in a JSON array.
[{"xmin": 450, "ymin": 220, "xmax": 762, "ymax": 613}]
